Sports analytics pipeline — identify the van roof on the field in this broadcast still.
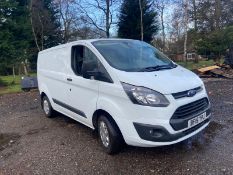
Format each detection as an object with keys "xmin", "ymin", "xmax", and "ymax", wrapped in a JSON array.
[{"xmin": 39, "ymin": 38, "xmax": 134, "ymax": 54}]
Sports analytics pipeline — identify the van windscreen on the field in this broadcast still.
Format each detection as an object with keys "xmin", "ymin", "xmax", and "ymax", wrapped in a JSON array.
[{"xmin": 92, "ymin": 40, "xmax": 176, "ymax": 72}]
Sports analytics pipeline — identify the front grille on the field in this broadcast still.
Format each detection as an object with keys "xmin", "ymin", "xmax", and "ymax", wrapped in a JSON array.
[
  {"xmin": 172, "ymin": 86, "xmax": 202, "ymax": 99},
  {"xmin": 172, "ymin": 97, "xmax": 209, "ymax": 119}
]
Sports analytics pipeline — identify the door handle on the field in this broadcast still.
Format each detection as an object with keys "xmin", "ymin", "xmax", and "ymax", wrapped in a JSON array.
[{"xmin": 67, "ymin": 78, "xmax": 72, "ymax": 82}]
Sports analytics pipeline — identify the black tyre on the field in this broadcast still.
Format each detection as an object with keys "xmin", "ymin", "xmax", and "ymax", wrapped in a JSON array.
[
  {"xmin": 42, "ymin": 96, "xmax": 54, "ymax": 118},
  {"xmin": 98, "ymin": 115, "xmax": 124, "ymax": 154}
]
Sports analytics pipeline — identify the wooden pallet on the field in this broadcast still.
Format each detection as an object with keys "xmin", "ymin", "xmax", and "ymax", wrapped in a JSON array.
[
  {"xmin": 198, "ymin": 65, "xmax": 220, "ymax": 73},
  {"xmin": 197, "ymin": 65, "xmax": 233, "ymax": 79}
]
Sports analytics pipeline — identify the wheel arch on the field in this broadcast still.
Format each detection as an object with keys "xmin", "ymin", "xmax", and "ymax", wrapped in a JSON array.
[
  {"xmin": 92, "ymin": 109, "xmax": 125, "ymax": 141},
  {"xmin": 39, "ymin": 82, "xmax": 53, "ymax": 107},
  {"xmin": 40, "ymin": 91, "xmax": 54, "ymax": 110},
  {"xmin": 40, "ymin": 92, "xmax": 47, "ymax": 99},
  {"xmin": 40, "ymin": 92, "xmax": 47, "ymax": 107}
]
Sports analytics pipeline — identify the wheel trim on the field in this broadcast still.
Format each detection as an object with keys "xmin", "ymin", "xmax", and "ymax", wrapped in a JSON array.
[
  {"xmin": 99, "ymin": 121, "xmax": 110, "ymax": 148},
  {"xmin": 43, "ymin": 100, "xmax": 50, "ymax": 115}
]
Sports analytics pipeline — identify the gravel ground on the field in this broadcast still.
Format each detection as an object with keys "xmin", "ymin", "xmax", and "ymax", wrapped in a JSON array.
[{"xmin": 0, "ymin": 78, "xmax": 233, "ymax": 175}]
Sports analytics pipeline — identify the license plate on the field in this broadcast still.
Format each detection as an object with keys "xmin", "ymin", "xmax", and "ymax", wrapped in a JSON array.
[{"xmin": 188, "ymin": 112, "xmax": 208, "ymax": 128}]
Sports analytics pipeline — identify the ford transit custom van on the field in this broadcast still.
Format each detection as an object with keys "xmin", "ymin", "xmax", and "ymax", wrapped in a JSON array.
[{"xmin": 37, "ymin": 39, "xmax": 211, "ymax": 154}]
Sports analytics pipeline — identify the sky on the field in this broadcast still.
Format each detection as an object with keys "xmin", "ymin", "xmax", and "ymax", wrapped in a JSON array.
[{"xmin": 79, "ymin": 0, "xmax": 179, "ymax": 38}]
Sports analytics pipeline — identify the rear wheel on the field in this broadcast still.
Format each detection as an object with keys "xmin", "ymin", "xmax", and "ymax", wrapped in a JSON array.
[
  {"xmin": 42, "ymin": 96, "xmax": 54, "ymax": 118},
  {"xmin": 98, "ymin": 115, "xmax": 124, "ymax": 154}
]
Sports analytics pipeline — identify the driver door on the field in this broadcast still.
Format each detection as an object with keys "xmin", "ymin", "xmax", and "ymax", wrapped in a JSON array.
[{"xmin": 65, "ymin": 44, "xmax": 99, "ymax": 126}]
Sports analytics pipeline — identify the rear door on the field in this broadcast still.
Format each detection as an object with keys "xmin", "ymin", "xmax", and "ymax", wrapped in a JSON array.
[{"xmin": 65, "ymin": 43, "xmax": 99, "ymax": 126}]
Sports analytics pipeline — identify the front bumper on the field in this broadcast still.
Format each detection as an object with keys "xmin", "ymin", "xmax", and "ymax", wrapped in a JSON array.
[
  {"xmin": 131, "ymin": 97, "xmax": 211, "ymax": 144},
  {"xmin": 134, "ymin": 114, "xmax": 210, "ymax": 142}
]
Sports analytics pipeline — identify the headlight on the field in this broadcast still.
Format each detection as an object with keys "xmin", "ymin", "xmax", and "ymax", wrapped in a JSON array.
[{"xmin": 121, "ymin": 82, "xmax": 170, "ymax": 107}]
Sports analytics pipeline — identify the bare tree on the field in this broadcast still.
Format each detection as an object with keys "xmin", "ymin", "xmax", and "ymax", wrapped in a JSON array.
[
  {"xmin": 54, "ymin": 0, "xmax": 106, "ymax": 42},
  {"xmin": 153, "ymin": 0, "xmax": 169, "ymax": 50},
  {"xmin": 55, "ymin": 0, "xmax": 80, "ymax": 43},
  {"xmin": 78, "ymin": 0, "xmax": 120, "ymax": 38},
  {"xmin": 168, "ymin": 6, "xmax": 184, "ymax": 42},
  {"xmin": 166, "ymin": 1, "xmax": 187, "ymax": 55}
]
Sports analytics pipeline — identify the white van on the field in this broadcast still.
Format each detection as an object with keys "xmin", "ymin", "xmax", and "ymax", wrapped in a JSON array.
[{"xmin": 37, "ymin": 39, "xmax": 211, "ymax": 154}]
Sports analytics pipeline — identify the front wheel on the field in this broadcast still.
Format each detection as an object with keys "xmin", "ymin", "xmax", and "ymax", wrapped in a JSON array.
[
  {"xmin": 98, "ymin": 115, "xmax": 124, "ymax": 154},
  {"xmin": 42, "ymin": 96, "xmax": 54, "ymax": 118}
]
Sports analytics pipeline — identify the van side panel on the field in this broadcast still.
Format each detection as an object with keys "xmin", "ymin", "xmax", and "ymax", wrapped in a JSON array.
[{"xmin": 38, "ymin": 47, "xmax": 69, "ymax": 113}]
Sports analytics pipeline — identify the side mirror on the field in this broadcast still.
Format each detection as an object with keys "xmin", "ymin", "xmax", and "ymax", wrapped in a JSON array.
[{"xmin": 82, "ymin": 61, "xmax": 100, "ymax": 79}]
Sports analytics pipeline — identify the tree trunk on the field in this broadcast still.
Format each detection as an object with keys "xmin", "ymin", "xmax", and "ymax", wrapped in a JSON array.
[
  {"xmin": 23, "ymin": 62, "xmax": 28, "ymax": 76},
  {"xmin": 215, "ymin": 0, "xmax": 221, "ymax": 30},
  {"xmin": 106, "ymin": 0, "xmax": 110, "ymax": 38},
  {"xmin": 139, "ymin": 0, "xmax": 144, "ymax": 41},
  {"xmin": 59, "ymin": 0, "xmax": 68, "ymax": 43},
  {"xmin": 18, "ymin": 64, "xmax": 21, "ymax": 75},
  {"xmin": 29, "ymin": 0, "xmax": 41, "ymax": 52},
  {"xmin": 161, "ymin": 7, "xmax": 165, "ymax": 51},
  {"xmin": 12, "ymin": 65, "xmax": 16, "ymax": 84},
  {"xmin": 192, "ymin": 0, "xmax": 197, "ymax": 31},
  {"xmin": 193, "ymin": 0, "xmax": 198, "ymax": 63},
  {"xmin": 194, "ymin": 54, "xmax": 199, "ymax": 63},
  {"xmin": 38, "ymin": 13, "xmax": 44, "ymax": 50},
  {"xmin": 183, "ymin": 0, "xmax": 188, "ymax": 64}
]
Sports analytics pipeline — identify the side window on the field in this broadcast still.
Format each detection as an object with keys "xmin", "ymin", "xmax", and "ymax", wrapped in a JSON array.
[
  {"xmin": 84, "ymin": 47, "xmax": 98, "ymax": 62},
  {"xmin": 71, "ymin": 45, "xmax": 98, "ymax": 76},
  {"xmin": 71, "ymin": 45, "xmax": 113, "ymax": 83},
  {"xmin": 71, "ymin": 45, "xmax": 84, "ymax": 76}
]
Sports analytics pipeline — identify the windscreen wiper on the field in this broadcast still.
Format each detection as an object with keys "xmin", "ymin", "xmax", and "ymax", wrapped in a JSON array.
[{"xmin": 138, "ymin": 64, "xmax": 177, "ymax": 72}]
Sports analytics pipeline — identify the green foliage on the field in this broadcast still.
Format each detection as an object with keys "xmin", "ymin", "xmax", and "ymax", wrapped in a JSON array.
[
  {"xmin": 32, "ymin": 0, "xmax": 62, "ymax": 49},
  {"xmin": 195, "ymin": 26, "xmax": 233, "ymax": 58},
  {"xmin": 0, "ymin": 0, "xmax": 62, "ymax": 75},
  {"xmin": 29, "ymin": 0, "xmax": 62, "ymax": 71},
  {"xmin": 168, "ymin": 0, "xmax": 233, "ymax": 56},
  {"xmin": 0, "ymin": 0, "xmax": 17, "ymax": 73},
  {"xmin": 0, "ymin": 0, "xmax": 32, "ymax": 75},
  {"xmin": 194, "ymin": 0, "xmax": 233, "ymax": 32},
  {"xmin": 118, "ymin": 0, "xmax": 159, "ymax": 43},
  {"xmin": 43, "ymin": 0, "xmax": 62, "ymax": 49}
]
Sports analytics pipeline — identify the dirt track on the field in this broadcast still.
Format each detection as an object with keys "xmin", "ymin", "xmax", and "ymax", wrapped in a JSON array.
[{"xmin": 0, "ymin": 78, "xmax": 233, "ymax": 175}]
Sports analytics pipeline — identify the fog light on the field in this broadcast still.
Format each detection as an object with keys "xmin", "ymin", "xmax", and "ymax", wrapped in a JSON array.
[{"xmin": 149, "ymin": 129, "xmax": 164, "ymax": 138}]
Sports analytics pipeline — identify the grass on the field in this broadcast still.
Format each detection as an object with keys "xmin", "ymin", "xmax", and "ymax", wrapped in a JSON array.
[
  {"xmin": 176, "ymin": 59, "xmax": 224, "ymax": 70},
  {"xmin": 0, "ymin": 73, "xmax": 36, "ymax": 95}
]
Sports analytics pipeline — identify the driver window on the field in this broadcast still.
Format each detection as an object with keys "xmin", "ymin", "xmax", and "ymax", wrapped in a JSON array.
[
  {"xmin": 71, "ymin": 45, "xmax": 98, "ymax": 76},
  {"xmin": 71, "ymin": 45, "xmax": 84, "ymax": 75},
  {"xmin": 71, "ymin": 45, "xmax": 113, "ymax": 83},
  {"xmin": 84, "ymin": 47, "xmax": 98, "ymax": 62}
]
